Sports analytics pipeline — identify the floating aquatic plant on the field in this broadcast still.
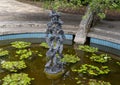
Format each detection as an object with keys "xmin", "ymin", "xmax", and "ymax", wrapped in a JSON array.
[
  {"xmin": 76, "ymin": 80, "xmax": 81, "ymax": 84},
  {"xmin": 2, "ymin": 73, "xmax": 34, "ymax": 85},
  {"xmin": 116, "ymin": 62, "xmax": 120, "ymax": 66},
  {"xmin": 90, "ymin": 54, "xmax": 111, "ymax": 63},
  {"xmin": 74, "ymin": 77, "xmax": 82, "ymax": 84},
  {"xmin": 61, "ymin": 54, "xmax": 80, "ymax": 63},
  {"xmin": 74, "ymin": 78, "xmax": 111, "ymax": 85},
  {"xmin": 40, "ymin": 42, "xmax": 49, "ymax": 48},
  {"xmin": 89, "ymin": 79, "xmax": 111, "ymax": 85},
  {"xmin": 78, "ymin": 45, "xmax": 98, "ymax": 53},
  {"xmin": 16, "ymin": 49, "xmax": 32, "ymax": 60},
  {"xmin": 72, "ymin": 64, "xmax": 110, "ymax": 76},
  {"xmin": 1, "ymin": 61, "xmax": 27, "ymax": 72},
  {"xmin": 11, "ymin": 41, "xmax": 31, "ymax": 49},
  {"xmin": 38, "ymin": 53, "xmax": 43, "ymax": 57},
  {"xmin": 0, "ymin": 48, "xmax": 9, "ymax": 57}
]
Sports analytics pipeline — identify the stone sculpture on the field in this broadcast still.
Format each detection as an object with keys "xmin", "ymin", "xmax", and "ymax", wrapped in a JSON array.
[{"xmin": 45, "ymin": 11, "xmax": 65, "ymax": 74}]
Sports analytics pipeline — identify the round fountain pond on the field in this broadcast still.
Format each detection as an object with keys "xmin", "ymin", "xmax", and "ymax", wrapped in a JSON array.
[{"xmin": 0, "ymin": 38, "xmax": 120, "ymax": 85}]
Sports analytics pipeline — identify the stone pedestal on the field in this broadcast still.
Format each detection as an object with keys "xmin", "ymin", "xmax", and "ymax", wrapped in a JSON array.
[{"xmin": 44, "ymin": 69, "xmax": 64, "ymax": 79}]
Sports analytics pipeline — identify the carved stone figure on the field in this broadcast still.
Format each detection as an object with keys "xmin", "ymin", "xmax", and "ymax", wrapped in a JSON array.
[{"xmin": 45, "ymin": 11, "xmax": 65, "ymax": 74}]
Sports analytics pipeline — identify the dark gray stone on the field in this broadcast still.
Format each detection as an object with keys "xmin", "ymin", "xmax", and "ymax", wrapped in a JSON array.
[{"xmin": 45, "ymin": 11, "xmax": 65, "ymax": 74}]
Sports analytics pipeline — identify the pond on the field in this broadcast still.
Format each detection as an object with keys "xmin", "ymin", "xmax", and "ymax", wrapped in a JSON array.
[{"xmin": 0, "ymin": 39, "xmax": 120, "ymax": 85}]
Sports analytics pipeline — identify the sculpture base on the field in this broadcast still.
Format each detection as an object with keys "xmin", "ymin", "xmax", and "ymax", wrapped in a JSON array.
[{"xmin": 44, "ymin": 68, "xmax": 64, "ymax": 79}]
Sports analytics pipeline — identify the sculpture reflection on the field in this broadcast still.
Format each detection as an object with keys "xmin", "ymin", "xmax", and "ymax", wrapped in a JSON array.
[{"xmin": 45, "ymin": 11, "xmax": 65, "ymax": 75}]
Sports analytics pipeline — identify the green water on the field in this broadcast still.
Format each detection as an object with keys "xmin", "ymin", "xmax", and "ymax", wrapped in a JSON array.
[{"xmin": 0, "ymin": 43, "xmax": 120, "ymax": 85}]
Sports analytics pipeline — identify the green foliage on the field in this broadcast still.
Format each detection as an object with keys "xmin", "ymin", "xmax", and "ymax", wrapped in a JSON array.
[
  {"xmin": 89, "ymin": 79, "xmax": 111, "ymax": 85},
  {"xmin": 11, "ymin": 41, "xmax": 31, "ymax": 49},
  {"xmin": 90, "ymin": 54, "xmax": 111, "ymax": 63},
  {"xmin": 40, "ymin": 42, "xmax": 49, "ymax": 48},
  {"xmin": 70, "ymin": 0, "xmax": 82, "ymax": 6},
  {"xmin": 72, "ymin": 64, "xmax": 110, "ymax": 76},
  {"xmin": 2, "ymin": 73, "xmax": 34, "ymax": 85},
  {"xmin": 16, "ymin": 49, "xmax": 28, "ymax": 54},
  {"xmin": 43, "ymin": 0, "xmax": 82, "ymax": 11},
  {"xmin": 91, "ymin": 0, "xmax": 120, "ymax": 19},
  {"xmin": 38, "ymin": 53, "xmax": 43, "ymax": 57},
  {"xmin": 97, "ymin": 13, "xmax": 106, "ymax": 19},
  {"xmin": 74, "ymin": 77, "xmax": 82, "ymax": 84},
  {"xmin": 87, "ymin": 0, "xmax": 120, "ymax": 19},
  {"xmin": 42, "ymin": 0, "xmax": 120, "ymax": 19},
  {"xmin": 0, "ymin": 48, "xmax": 9, "ymax": 57},
  {"xmin": 78, "ymin": 45, "xmax": 98, "ymax": 53},
  {"xmin": 1, "ymin": 61, "xmax": 27, "ymax": 72},
  {"xmin": 116, "ymin": 62, "xmax": 120, "ymax": 66},
  {"xmin": 61, "ymin": 54, "xmax": 80, "ymax": 63},
  {"xmin": 90, "ymin": 0, "xmax": 118, "ymax": 18},
  {"xmin": 76, "ymin": 80, "xmax": 81, "ymax": 84},
  {"xmin": 16, "ymin": 49, "xmax": 32, "ymax": 60}
]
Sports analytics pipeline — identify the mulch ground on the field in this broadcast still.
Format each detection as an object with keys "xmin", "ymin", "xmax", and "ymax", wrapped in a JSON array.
[
  {"xmin": 17, "ymin": 0, "xmax": 120, "ymax": 20},
  {"xmin": 105, "ymin": 10, "xmax": 120, "ymax": 20}
]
